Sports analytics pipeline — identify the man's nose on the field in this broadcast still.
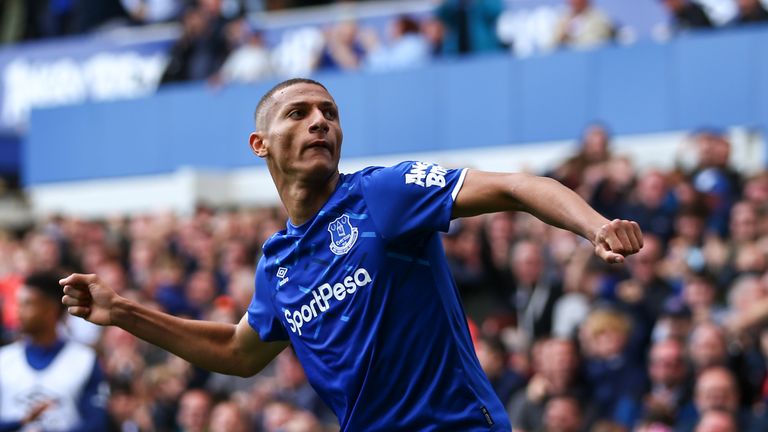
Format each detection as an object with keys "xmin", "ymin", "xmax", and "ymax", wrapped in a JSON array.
[{"xmin": 309, "ymin": 109, "xmax": 329, "ymax": 133}]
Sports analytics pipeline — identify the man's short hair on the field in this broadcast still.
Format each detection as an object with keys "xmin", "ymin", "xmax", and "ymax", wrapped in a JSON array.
[
  {"xmin": 25, "ymin": 271, "xmax": 67, "ymax": 314},
  {"xmin": 254, "ymin": 78, "xmax": 329, "ymax": 131}
]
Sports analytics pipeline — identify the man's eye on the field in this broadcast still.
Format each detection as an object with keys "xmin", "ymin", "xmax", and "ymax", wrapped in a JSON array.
[
  {"xmin": 324, "ymin": 110, "xmax": 337, "ymax": 120},
  {"xmin": 288, "ymin": 110, "xmax": 303, "ymax": 119}
]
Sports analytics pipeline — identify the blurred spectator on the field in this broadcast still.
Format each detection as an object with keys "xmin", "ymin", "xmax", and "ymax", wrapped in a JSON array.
[
  {"xmin": 681, "ymin": 272, "xmax": 726, "ymax": 324},
  {"xmin": 316, "ymin": 21, "xmax": 366, "ymax": 71},
  {"xmin": 503, "ymin": 240, "xmax": 563, "ymax": 340},
  {"xmin": 659, "ymin": 0, "xmax": 714, "ymax": 32},
  {"xmin": 542, "ymin": 396, "xmax": 584, "ymax": 432},
  {"xmin": 726, "ymin": 275, "xmax": 768, "ymax": 326},
  {"xmin": 678, "ymin": 366, "xmax": 762, "ymax": 431},
  {"xmin": 208, "ymin": 400, "xmax": 248, "ymax": 432},
  {"xmin": 107, "ymin": 380, "xmax": 153, "ymax": 432},
  {"xmin": 160, "ymin": 1, "xmax": 232, "ymax": 84},
  {"xmin": 216, "ymin": 19, "xmax": 274, "ymax": 84},
  {"xmin": 0, "ymin": 272, "xmax": 108, "ymax": 431},
  {"xmin": 145, "ymin": 362, "xmax": 191, "ymax": 431},
  {"xmin": 175, "ymin": 389, "xmax": 212, "ymax": 432},
  {"xmin": 730, "ymin": 0, "xmax": 768, "ymax": 24},
  {"xmin": 362, "ymin": 15, "xmax": 432, "ymax": 72},
  {"xmin": 552, "ymin": 0, "xmax": 614, "ymax": 49},
  {"xmin": 549, "ymin": 123, "xmax": 613, "ymax": 194},
  {"xmin": 435, "ymin": 0, "xmax": 504, "ymax": 55},
  {"xmin": 475, "ymin": 333, "xmax": 527, "ymax": 406},
  {"xmin": 616, "ymin": 234, "xmax": 674, "ymax": 323},
  {"xmin": 614, "ymin": 338, "xmax": 694, "ymax": 429},
  {"xmin": 688, "ymin": 322, "xmax": 730, "ymax": 372},
  {"xmin": 621, "ymin": 170, "xmax": 677, "ymax": 242},
  {"xmin": 421, "ymin": 17, "xmax": 446, "ymax": 56},
  {"xmin": 652, "ymin": 297, "xmax": 694, "ymax": 343},
  {"xmin": 579, "ymin": 308, "xmax": 648, "ymax": 424},
  {"xmin": 687, "ymin": 322, "xmax": 757, "ymax": 406},
  {"xmin": 689, "ymin": 130, "xmax": 742, "ymax": 238},
  {"xmin": 552, "ymin": 247, "xmax": 602, "ymax": 339},
  {"xmin": 273, "ymin": 348, "xmax": 336, "ymax": 426},
  {"xmin": 508, "ymin": 338, "xmax": 584, "ymax": 431}
]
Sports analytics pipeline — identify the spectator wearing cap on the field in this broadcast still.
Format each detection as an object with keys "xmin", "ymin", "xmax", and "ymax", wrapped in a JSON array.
[
  {"xmin": 652, "ymin": 297, "xmax": 694, "ymax": 343},
  {"xmin": 0, "ymin": 272, "xmax": 109, "ymax": 432},
  {"xmin": 689, "ymin": 130, "xmax": 742, "ymax": 238}
]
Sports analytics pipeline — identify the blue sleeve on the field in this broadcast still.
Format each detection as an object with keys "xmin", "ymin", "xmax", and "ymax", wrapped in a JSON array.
[
  {"xmin": 247, "ymin": 258, "xmax": 290, "ymax": 342},
  {"xmin": 360, "ymin": 161, "xmax": 468, "ymax": 239},
  {"xmin": 0, "ymin": 421, "xmax": 23, "ymax": 432},
  {"xmin": 69, "ymin": 360, "xmax": 108, "ymax": 432}
]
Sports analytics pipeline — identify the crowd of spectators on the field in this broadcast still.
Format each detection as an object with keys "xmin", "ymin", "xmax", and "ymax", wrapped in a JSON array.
[
  {"xmin": 3, "ymin": 0, "xmax": 768, "ymax": 87},
  {"xmin": 2, "ymin": 125, "xmax": 768, "ymax": 431},
  {"xmin": 156, "ymin": 0, "xmax": 768, "ymax": 86}
]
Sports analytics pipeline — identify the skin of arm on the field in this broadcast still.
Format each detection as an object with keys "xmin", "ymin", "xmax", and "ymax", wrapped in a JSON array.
[
  {"xmin": 60, "ymin": 274, "xmax": 288, "ymax": 377},
  {"xmin": 453, "ymin": 170, "xmax": 643, "ymax": 263}
]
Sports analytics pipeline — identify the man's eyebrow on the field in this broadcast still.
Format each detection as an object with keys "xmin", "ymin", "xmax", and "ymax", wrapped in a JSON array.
[
  {"xmin": 280, "ymin": 101, "xmax": 309, "ymax": 112},
  {"xmin": 279, "ymin": 100, "xmax": 337, "ymax": 112}
]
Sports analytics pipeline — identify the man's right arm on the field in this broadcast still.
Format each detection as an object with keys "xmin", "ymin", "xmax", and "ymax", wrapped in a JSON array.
[{"xmin": 60, "ymin": 274, "xmax": 288, "ymax": 377}]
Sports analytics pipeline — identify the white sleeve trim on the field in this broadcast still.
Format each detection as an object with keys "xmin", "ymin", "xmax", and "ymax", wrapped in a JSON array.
[{"xmin": 451, "ymin": 168, "xmax": 469, "ymax": 201}]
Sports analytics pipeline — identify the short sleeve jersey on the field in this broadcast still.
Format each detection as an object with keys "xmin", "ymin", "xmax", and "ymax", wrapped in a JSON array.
[{"xmin": 247, "ymin": 161, "xmax": 511, "ymax": 431}]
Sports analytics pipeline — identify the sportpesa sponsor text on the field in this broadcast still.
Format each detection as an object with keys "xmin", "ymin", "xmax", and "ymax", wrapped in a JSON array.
[{"xmin": 284, "ymin": 268, "xmax": 372, "ymax": 335}]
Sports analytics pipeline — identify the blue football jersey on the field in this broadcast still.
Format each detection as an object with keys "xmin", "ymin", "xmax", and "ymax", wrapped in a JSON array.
[{"xmin": 247, "ymin": 161, "xmax": 511, "ymax": 431}]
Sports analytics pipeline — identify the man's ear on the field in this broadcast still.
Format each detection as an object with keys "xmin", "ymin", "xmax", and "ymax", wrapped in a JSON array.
[{"xmin": 249, "ymin": 132, "xmax": 268, "ymax": 158}]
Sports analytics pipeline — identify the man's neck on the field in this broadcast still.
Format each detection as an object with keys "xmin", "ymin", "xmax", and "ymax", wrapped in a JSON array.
[
  {"xmin": 279, "ymin": 171, "xmax": 341, "ymax": 227},
  {"xmin": 27, "ymin": 329, "xmax": 59, "ymax": 347}
]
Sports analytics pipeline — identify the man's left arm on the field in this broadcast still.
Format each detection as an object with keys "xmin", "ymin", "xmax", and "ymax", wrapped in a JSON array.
[
  {"xmin": 71, "ymin": 360, "xmax": 108, "ymax": 432},
  {"xmin": 453, "ymin": 170, "xmax": 643, "ymax": 263}
]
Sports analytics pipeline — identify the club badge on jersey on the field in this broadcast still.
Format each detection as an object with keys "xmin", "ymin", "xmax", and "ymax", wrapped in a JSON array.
[{"xmin": 328, "ymin": 214, "xmax": 358, "ymax": 255}]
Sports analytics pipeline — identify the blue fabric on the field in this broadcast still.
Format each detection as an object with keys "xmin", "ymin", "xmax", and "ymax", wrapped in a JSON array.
[
  {"xmin": 70, "ymin": 363, "xmax": 108, "ymax": 432},
  {"xmin": 436, "ymin": 0, "xmax": 504, "ymax": 54},
  {"xmin": 247, "ymin": 162, "xmax": 509, "ymax": 431},
  {"xmin": 0, "ymin": 420, "xmax": 22, "ymax": 432},
  {"xmin": 24, "ymin": 339, "xmax": 66, "ymax": 370}
]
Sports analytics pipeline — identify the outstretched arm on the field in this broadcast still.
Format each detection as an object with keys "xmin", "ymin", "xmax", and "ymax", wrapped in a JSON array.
[
  {"xmin": 453, "ymin": 170, "xmax": 642, "ymax": 263},
  {"xmin": 60, "ymin": 274, "xmax": 288, "ymax": 377}
]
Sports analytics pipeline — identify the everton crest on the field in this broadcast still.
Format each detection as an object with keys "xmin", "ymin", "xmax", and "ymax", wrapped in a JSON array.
[{"xmin": 328, "ymin": 214, "xmax": 358, "ymax": 255}]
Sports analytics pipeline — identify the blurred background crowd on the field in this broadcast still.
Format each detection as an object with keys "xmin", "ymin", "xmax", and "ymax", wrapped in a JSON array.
[
  {"xmin": 2, "ymin": 124, "xmax": 768, "ymax": 432},
  {"xmin": 1, "ymin": 0, "xmax": 768, "ymax": 432},
  {"xmin": 2, "ymin": 0, "xmax": 767, "ymax": 87}
]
